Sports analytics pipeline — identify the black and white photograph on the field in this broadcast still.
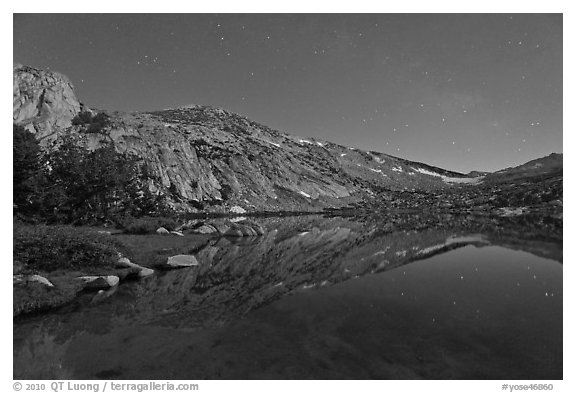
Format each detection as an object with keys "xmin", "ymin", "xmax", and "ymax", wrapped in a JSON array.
[{"xmin": 10, "ymin": 6, "xmax": 565, "ymax": 386}]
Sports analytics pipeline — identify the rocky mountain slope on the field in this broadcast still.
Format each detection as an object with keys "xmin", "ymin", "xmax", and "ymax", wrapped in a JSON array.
[{"xmin": 12, "ymin": 64, "xmax": 561, "ymax": 213}]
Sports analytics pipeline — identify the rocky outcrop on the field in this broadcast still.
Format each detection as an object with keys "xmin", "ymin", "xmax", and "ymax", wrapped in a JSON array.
[{"xmin": 13, "ymin": 64, "xmax": 86, "ymax": 140}]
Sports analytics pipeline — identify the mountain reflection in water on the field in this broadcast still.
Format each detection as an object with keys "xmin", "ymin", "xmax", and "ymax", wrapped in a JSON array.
[{"xmin": 13, "ymin": 213, "xmax": 562, "ymax": 379}]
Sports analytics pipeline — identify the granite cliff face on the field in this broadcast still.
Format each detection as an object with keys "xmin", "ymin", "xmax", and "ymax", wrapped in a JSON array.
[
  {"xmin": 13, "ymin": 64, "xmax": 87, "ymax": 141},
  {"xmin": 13, "ymin": 65, "xmax": 558, "ymax": 213}
]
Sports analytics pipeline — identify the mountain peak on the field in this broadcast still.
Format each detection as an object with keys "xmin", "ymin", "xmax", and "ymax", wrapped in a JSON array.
[{"xmin": 13, "ymin": 64, "xmax": 85, "ymax": 139}]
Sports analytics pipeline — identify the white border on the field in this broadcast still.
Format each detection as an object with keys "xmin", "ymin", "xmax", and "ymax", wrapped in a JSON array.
[{"xmin": 3, "ymin": 2, "xmax": 572, "ymax": 391}]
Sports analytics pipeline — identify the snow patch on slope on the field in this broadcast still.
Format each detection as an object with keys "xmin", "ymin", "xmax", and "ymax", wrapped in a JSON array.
[{"xmin": 412, "ymin": 167, "xmax": 484, "ymax": 185}]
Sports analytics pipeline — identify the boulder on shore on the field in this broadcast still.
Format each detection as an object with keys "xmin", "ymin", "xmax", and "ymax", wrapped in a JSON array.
[
  {"xmin": 166, "ymin": 254, "xmax": 199, "ymax": 268},
  {"xmin": 156, "ymin": 227, "xmax": 170, "ymax": 235},
  {"xmin": 230, "ymin": 205, "xmax": 247, "ymax": 214},
  {"xmin": 28, "ymin": 274, "xmax": 54, "ymax": 287},
  {"xmin": 77, "ymin": 275, "xmax": 120, "ymax": 290},
  {"xmin": 193, "ymin": 224, "xmax": 218, "ymax": 234},
  {"xmin": 116, "ymin": 256, "xmax": 154, "ymax": 277}
]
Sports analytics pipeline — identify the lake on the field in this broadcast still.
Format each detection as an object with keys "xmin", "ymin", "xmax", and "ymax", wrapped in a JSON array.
[{"xmin": 13, "ymin": 213, "xmax": 562, "ymax": 379}]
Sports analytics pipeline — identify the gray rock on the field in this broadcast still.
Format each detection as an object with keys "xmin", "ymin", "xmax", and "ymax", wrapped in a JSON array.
[
  {"xmin": 29, "ymin": 274, "xmax": 54, "ymax": 287},
  {"xmin": 170, "ymin": 231, "xmax": 184, "ymax": 237},
  {"xmin": 136, "ymin": 266, "xmax": 155, "ymax": 277},
  {"xmin": 115, "ymin": 267, "xmax": 142, "ymax": 280},
  {"xmin": 77, "ymin": 275, "xmax": 120, "ymax": 290},
  {"xmin": 156, "ymin": 227, "xmax": 170, "ymax": 235},
  {"xmin": 116, "ymin": 256, "xmax": 154, "ymax": 278},
  {"xmin": 166, "ymin": 254, "xmax": 199, "ymax": 268},
  {"xmin": 194, "ymin": 224, "xmax": 218, "ymax": 234},
  {"xmin": 230, "ymin": 205, "xmax": 247, "ymax": 214}
]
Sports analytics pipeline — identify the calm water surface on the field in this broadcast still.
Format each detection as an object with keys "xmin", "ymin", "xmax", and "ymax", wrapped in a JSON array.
[{"xmin": 13, "ymin": 215, "xmax": 562, "ymax": 379}]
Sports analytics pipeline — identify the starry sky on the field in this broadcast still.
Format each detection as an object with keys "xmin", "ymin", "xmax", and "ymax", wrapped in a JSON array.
[{"xmin": 13, "ymin": 13, "xmax": 562, "ymax": 173}]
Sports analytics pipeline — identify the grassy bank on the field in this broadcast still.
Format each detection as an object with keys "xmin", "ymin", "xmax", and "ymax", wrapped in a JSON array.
[
  {"xmin": 13, "ymin": 221, "xmax": 212, "ymax": 317},
  {"xmin": 13, "ymin": 223, "xmax": 130, "ymax": 316}
]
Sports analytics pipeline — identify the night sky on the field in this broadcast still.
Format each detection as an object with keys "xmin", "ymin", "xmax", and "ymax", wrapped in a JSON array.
[{"xmin": 13, "ymin": 13, "xmax": 562, "ymax": 173}]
